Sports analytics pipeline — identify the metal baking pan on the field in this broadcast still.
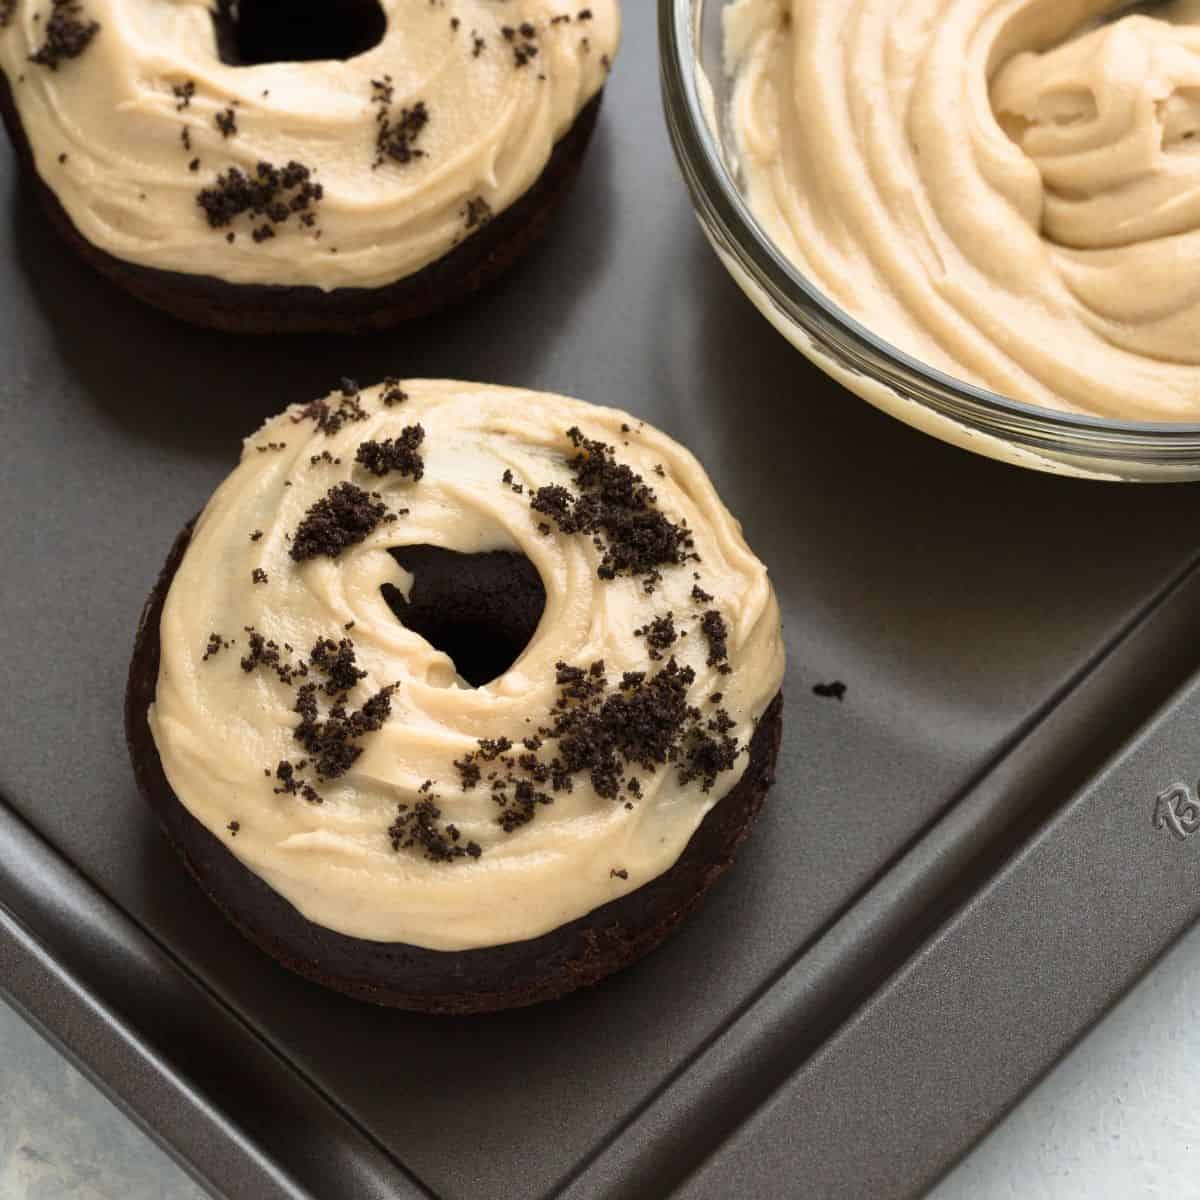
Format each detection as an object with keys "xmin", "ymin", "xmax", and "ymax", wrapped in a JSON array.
[{"xmin": 5, "ymin": 7, "xmax": 1200, "ymax": 1196}]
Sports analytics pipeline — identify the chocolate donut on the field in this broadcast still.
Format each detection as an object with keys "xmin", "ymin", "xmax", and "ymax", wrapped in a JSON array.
[
  {"xmin": 126, "ymin": 380, "xmax": 785, "ymax": 1012},
  {"xmin": 0, "ymin": 2, "xmax": 619, "ymax": 333}
]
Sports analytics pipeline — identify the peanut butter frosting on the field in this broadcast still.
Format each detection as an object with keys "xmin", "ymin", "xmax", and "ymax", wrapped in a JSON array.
[
  {"xmin": 0, "ymin": 0, "xmax": 618, "ymax": 290},
  {"xmin": 725, "ymin": 0, "xmax": 1200, "ymax": 420},
  {"xmin": 148, "ymin": 381, "xmax": 785, "ymax": 951}
]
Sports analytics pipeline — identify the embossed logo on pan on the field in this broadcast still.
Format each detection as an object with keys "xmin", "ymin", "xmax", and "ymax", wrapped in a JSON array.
[{"xmin": 1152, "ymin": 783, "xmax": 1200, "ymax": 841}]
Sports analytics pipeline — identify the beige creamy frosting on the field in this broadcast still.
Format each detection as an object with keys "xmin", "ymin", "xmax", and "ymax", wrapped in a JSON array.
[
  {"xmin": 0, "ymin": 0, "xmax": 618, "ymax": 290},
  {"xmin": 148, "ymin": 381, "xmax": 784, "ymax": 950},
  {"xmin": 725, "ymin": 0, "xmax": 1200, "ymax": 420}
]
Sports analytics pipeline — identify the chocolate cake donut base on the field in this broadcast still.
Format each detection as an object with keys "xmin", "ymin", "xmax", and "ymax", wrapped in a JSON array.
[
  {"xmin": 0, "ymin": 73, "xmax": 602, "ymax": 335},
  {"xmin": 126, "ymin": 521, "xmax": 784, "ymax": 1014}
]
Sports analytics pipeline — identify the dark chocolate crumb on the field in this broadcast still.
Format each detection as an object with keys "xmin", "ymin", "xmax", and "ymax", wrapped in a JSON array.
[
  {"xmin": 699, "ymin": 610, "xmax": 731, "ymax": 671},
  {"xmin": 610, "ymin": 868, "xmax": 628, "ymax": 880},
  {"xmin": 240, "ymin": 627, "xmax": 308, "ymax": 685},
  {"xmin": 464, "ymin": 196, "xmax": 493, "ymax": 229},
  {"xmin": 29, "ymin": 0, "xmax": 99, "ymax": 70},
  {"xmin": 202, "ymin": 632, "xmax": 230, "ymax": 661},
  {"xmin": 691, "ymin": 583, "xmax": 713, "ymax": 604},
  {"xmin": 471, "ymin": 32, "xmax": 485, "ymax": 56},
  {"xmin": 227, "ymin": 820, "xmax": 240, "ymax": 836},
  {"xmin": 250, "ymin": 529, "xmax": 263, "ymax": 542},
  {"xmin": 371, "ymin": 78, "xmax": 430, "ymax": 169},
  {"xmin": 529, "ymin": 427, "xmax": 695, "ymax": 584},
  {"xmin": 452, "ymin": 654, "xmax": 742, "ymax": 836},
  {"xmin": 309, "ymin": 637, "xmax": 367, "ymax": 696},
  {"xmin": 293, "ymin": 679, "xmax": 397, "ymax": 780},
  {"xmin": 355, "ymin": 425, "xmax": 425, "ymax": 480},
  {"xmin": 634, "ymin": 612, "xmax": 677, "ymax": 660},
  {"xmin": 215, "ymin": 107, "xmax": 237, "ymax": 138},
  {"xmin": 292, "ymin": 379, "xmax": 368, "ymax": 437},
  {"xmin": 813, "ymin": 681, "xmax": 847, "ymax": 702},
  {"xmin": 172, "ymin": 80, "xmax": 195, "ymax": 111},
  {"xmin": 251, "ymin": 567, "xmax": 269, "ymax": 584},
  {"xmin": 197, "ymin": 159, "xmax": 323, "ymax": 239},
  {"xmin": 388, "ymin": 796, "xmax": 481, "ymax": 862},
  {"xmin": 381, "ymin": 377, "xmax": 408, "ymax": 406},
  {"xmin": 290, "ymin": 483, "xmax": 391, "ymax": 562}
]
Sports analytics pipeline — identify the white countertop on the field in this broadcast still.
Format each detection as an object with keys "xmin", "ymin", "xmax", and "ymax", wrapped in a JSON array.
[{"xmin": 4, "ymin": 919, "xmax": 1200, "ymax": 1200}]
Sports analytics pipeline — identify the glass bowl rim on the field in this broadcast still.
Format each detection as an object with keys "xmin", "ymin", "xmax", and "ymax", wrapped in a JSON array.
[{"xmin": 659, "ymin": 0, "xmax": 1200, "ymax": 451}]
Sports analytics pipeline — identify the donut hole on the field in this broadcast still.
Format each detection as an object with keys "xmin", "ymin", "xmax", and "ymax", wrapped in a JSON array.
[
  {"xmin": 213, "ymin": 0, "xmax": 387, "ymax": 66},
  {"xmin": 382, "ymin": 546, "xmax": 547, "ymax": 688}
]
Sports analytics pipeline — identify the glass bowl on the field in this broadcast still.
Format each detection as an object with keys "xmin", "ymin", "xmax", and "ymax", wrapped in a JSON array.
[{"xmin": 659, "ymin": 0, "xmax": 1200, "ymax": 482}]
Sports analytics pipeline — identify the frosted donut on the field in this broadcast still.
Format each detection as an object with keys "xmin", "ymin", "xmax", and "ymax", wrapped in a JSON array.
[
  {"xmin": 126, "ymin": 379, "xmax": 785, "ymax": 1011},
  {"xmin": 0, "ymin": 0, "xmax": 620, "ymax": 331}
]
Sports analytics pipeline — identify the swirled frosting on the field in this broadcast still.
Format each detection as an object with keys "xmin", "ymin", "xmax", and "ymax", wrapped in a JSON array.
[
  {"xmin": 725, "ymin": 0, "xmax": 1200, "ymax": 420},
  {"xmin": 148, "ymin": 381, "xmax": 784, "ymax": 950},
  {"xmin": 0, "ymin": 0, "xmax": 618, "ymax": 290}
]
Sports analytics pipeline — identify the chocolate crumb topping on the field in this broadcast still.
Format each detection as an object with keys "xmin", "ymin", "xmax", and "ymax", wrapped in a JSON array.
[
  {"xmin": 227, "ymin": 820, "xmax": 240, "ymax": 836},
  {"xmin": 202, "ymin": 632, "xmax": 230, "ymax": 661},
  {"xmin": 355, "ymin": 425, "xmax": 425, "ymax": 479},
  {"xmin": 197, "ymin": 159, "xmax": 322, "ymax": 239},
  {"xmin": 464, "ymin": 196, "xmax": 493, "ymax": 229},
  {"xmin": 635, "ymin": 612, "xmax": 677, "ymax": 660},
  {"xmin": 240, "ymin": 627, "xmax": 308, "ymax": 685},
  {"xmin": 530, "ymin": 428, "xmax": 695, "ymax": 584},
  {"xmin": 290, "ymin": 379, "xmax": 369, "ymax": 438},
  {"xmin": 250, "ymin": 530, "xmax": 263, "ymax": 541},
  {"xmin": 471, "ymin": 32, "xmax": 485, "ymax": 56},
  {"xmin": 309, "ymin": 637, "xmax": 367, "ymax": 696},
  {"xmin": 453, "ymin": 654, "xmax": 743, "ymax": 836},
  {"xmin": 293, "ymin": 680, "xmax": 397, "ymax": 780},
  {"xmin": 389, "ymin": 796, "xmax": 482, "ymax": 862},
  {"xmin": 29, "ymin": 0, "xmax": 99, "ymax": 69},
  {"xmin": 173, "ymin": 80, "xmax": 195, "ymax": 110},
  {"xmin": 215, "ymin": 107, "xmax": 237, "ymax": 138},
  {"xmin": 290, "ymin": 482, "xmax": 392, "ymax": 562},
  {"xmin": 381, "ymin": 378, "xmax": 409, "ymax": 407},
  {"xmin": 610, "ymin": 867, "xmax": 628, "ymax": 880},
  {"xmin": 371, "ymin": 78, "xmax": 430, "ymax": 168},
  {"xmin": 813, "ymin": 681, "xmax": 847, "ymax": 702},
  {"xmin": 251, "ymin": 567, "xmax": 268, "ymax": 584},
  {"xmin": 699, "ymin": 610, "xmax": 731, "ymax": 672},
  {"xmin": 691, "ymin": 583, "xmax": 713, "ymax": 604}
]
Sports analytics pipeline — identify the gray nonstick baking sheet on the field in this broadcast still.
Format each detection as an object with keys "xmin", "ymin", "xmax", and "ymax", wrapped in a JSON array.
[{"xmin": 6, "ymin": 6, "xmax": 1200, "ymax": 1198}]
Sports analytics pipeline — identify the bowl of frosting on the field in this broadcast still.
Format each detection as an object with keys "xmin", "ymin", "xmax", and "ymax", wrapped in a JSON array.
[{"xmin": 661, "ymin": 0, "xmax": 1200, "ymax": 480}]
